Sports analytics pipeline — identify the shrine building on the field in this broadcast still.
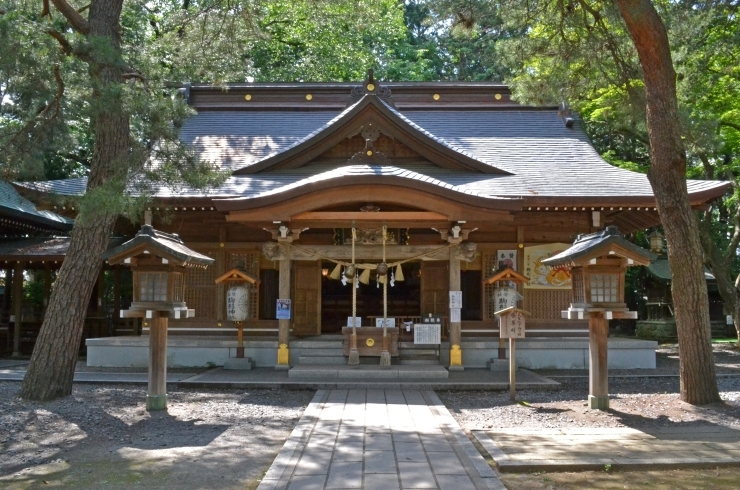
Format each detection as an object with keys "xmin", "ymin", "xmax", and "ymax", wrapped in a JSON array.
[{"xmin": 13, "ymin": 74, "xmax": 730, "ymax": 371}]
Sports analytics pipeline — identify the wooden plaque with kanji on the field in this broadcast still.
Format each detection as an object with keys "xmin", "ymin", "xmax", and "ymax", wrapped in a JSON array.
[{"xmin": 500, "ymin": 309, "xmax": 526, "ymax": 339}]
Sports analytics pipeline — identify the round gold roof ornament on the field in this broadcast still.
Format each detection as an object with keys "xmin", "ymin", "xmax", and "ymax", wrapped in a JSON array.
[
  {"xmin": 244, "ymin": 94, "xmax": 252, "ymax": 101},
  {"xmin": 305, "ymin": 94, "xmax": 313, "ymax": 100},
  {"xmin": 366, "ymin": 338, "xmax": 375, "ymax": 347},
  {"xmin": 366, "ymin": 150, "xmax": 373, "ymax": 156},
  {"xmin": 367, "ymin": 83, "xmax": 375, "ymax": 91},
  {"xmin": 433, "ymin": 94, "xmax": 440, "ymax": 101},
  {"xmin": 495, "ymin": 93, "xmax": 503, "ymax": 100}
]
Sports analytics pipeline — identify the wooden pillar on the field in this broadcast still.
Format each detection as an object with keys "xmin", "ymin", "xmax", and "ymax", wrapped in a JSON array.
[
  {"xmin": 147, "ymin": 311, "xmax": 168, "ymax": 411},
  {"xmin": 509, "ymin": 337, "xmax": 517, "ymax": 401},
  {"xmin": 12, "ymin": 261, "xmax": 23, "ymax": 357},
  {"xmin": 449, "ymin": 245, "xmax": 463, "ymax": 371},
  {"xmin": 113, "ymin": 265, "xmax": 121, "ymax": 335},
  {"xmin": 588, "ymin": 313, "xmax": 609, "ymax": 409},
  {"xmin": 216, "ymin": 226, "xmax": 226, "ymax": 322},
  {"xmin": 276, "ymin": 241, "xmax": 291, "ymax": 370}
]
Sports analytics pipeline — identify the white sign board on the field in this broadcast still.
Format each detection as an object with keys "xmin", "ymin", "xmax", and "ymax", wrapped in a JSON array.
[
  {"xmin": 500, "ymin": 311, "xmax": 526, "ymax": 339},
  {"xmin": 450, "ymin": 308, "xmax": 461, "ymax": 323},
  {"xmin": 375, "ymin": 318, "xmax": 396, "ymax": 328},
  {"xmin": 449, "ymin": 291, "xmax": 463, "ymax": 309},
  {"xmin": 414, "ymin": 324, "xmax": 441, "ymax": 344},
  {"xmin": 346, "ymin": 316, "xmax": 362, "ymax": 327}
]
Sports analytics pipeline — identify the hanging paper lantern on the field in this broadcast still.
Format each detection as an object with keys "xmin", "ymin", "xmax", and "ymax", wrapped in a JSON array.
[
  {"xmin": 226, "ymin": 285, "xmax": 249, "ymax": 322},
  {"xmin": 493, "ymin": 286, "xmax": 523, "ymax": 313}
]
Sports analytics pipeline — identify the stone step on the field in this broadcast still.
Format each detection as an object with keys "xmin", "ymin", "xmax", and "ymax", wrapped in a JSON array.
[
  {"xmin": 399, "ymin": 342, "xmax": 442, "ymax": 350},
  {"xmin": 288, "ymin": 364, "xmax": 449, "ymax": 379},
  {"xmin": 223, "ymin": 357, "xmax": 255, "ymax": 370},
  {"xmin": 298, "ymin": 356, "xmax": 347, "ymax": 365},
  {"xmin": 298, "ymin": 350, "xmax": 346, "ymax": 358},
  {"xmin": 399, "ymin": 349, "xmax": 439, "ymax": 356},
  {"xmin": 398, "ymin": 359, "xmax": 440, "ymax": 365},
  {"xmin": 487, "ymin": 358, "xmax": 510, "ymax": 371}
]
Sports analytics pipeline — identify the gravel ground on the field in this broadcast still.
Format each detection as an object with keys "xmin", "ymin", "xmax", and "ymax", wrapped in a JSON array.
[
  {"xmin": 0, "ymin": 383, "xmax": 314, "ymax": 489},
  {"xmin": 440, "ymin": 344, "xmax": 740, "ymax": 431}
]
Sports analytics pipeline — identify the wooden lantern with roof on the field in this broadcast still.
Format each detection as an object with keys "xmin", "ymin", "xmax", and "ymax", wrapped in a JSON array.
[
  {"xmin": 542, "ymin": 226, "xmax": 655, "ymax": 410},
  {"xmin": 102, "ymin": 225, "xmax": 214, "ymax": 410},
  {"xmin": 542, "ymin": 226, "xmax": 655, "ymax": 321}
]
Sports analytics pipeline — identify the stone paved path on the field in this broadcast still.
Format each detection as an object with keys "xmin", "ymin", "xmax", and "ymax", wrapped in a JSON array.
[{"xmin": 257, "ymin": 389, "xmax": 505, "ymax": 490}]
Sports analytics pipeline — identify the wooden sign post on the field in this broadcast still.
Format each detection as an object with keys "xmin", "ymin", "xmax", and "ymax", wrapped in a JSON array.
[
  {"xmin": 484, "ymin": 266, "xmax": 530, "ymax": 397},
  {"xmin": 496, "ymin": 307, "xmax": 528, "ymax": 401}
]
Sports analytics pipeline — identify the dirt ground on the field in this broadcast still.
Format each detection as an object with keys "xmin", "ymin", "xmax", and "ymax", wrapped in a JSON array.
[
  {"xmin": 441, "ymin": 343, "xmax": 740, "ymax": 489},
  {"xmin": 0, "ymin": 384, "xmax": 314, "ymax": 489}
]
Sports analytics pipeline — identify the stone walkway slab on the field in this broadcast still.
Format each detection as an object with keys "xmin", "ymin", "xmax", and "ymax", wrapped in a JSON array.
[
  {"xmin": 474, "ymin": 426, "xmax": 740, "ymax": 472},
  {"xmin": 257, "ymin": 389, "xmax": 505, "ymax": 490}
]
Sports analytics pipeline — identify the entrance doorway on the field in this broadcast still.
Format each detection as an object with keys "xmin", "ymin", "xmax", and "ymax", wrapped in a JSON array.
[{"xmin": 321, "ymin": 261, "xmax": 421, "ymax": 333}]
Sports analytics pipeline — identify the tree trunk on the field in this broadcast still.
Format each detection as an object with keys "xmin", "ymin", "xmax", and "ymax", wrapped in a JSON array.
[
  {"xmin": 21, "ymin": 0, "xmax": 129, "ymax": 401},
  {"xmin": 616, "ymin": 0, "xmax": 720, "ymax": 405}
]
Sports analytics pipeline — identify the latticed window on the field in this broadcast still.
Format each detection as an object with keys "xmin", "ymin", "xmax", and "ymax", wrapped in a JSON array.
[
  {"xmin": 589, "ymin": 273, "xmax": 619, "ymax": 303},
  {"xmin": 172, "ymin": 272, "xmax": 184, "ymax": 303},
  {"xmin": 140, "ymin": 273, "xmax": 168, "ymax": 302},
  {"xmin": 572, "ymin": 270, "xmax": 585, "ymax": 304}
]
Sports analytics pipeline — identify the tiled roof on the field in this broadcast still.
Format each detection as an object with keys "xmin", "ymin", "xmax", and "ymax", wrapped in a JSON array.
[
  {"xmin": 0, "ymin": 236, "xmax": 125, "ymax": 259},
  {"xmin": 16, "ymin": 94, "xmax": 731, "ymax": 206},
  {"xmin": 542, "ymin": 226, "xmax": 656, "ymax": 267},
  {"xmin": 0, "ymin": 181, "xmax": 73, "ymax": 230},
  {"xmin": 646, "ymin": 257, "xmax": 715, "ymax": 282},
  {"xmin": 102, "ymin": 225, "xmax": 215, "ymax": 268}
]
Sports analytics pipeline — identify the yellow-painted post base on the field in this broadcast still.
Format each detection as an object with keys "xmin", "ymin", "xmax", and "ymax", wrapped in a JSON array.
[
  {"xmin": 276, "ymin": 343, "xmax": 290, "ymax": 370},
  {"xmin": 449, "ymin": 344, "xmax": 464, "ymax": 371}
]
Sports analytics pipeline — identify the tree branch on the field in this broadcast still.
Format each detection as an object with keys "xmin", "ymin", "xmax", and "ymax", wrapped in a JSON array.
[
  {"xmin": 49, "ymin": 0, "xmax": 89, "ymax": 34},
  {"xmin": 720, "ymin": 120, "xmax": 740, "ymax": 132},
  {"xmin": 41, "ymin": 0, "xmax": 50, "ymax": 17}
]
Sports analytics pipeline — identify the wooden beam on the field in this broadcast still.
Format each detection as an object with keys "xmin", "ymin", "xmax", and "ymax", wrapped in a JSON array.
[
  {"xmin": 290, "ymin": 211, "xmax": 449, "ymax": 222},
  {"xmin": 283, "ymin": 244, "xmax": 460, "ymax": 262}
]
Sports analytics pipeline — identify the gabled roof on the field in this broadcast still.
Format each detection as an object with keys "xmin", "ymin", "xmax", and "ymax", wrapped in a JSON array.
[
  {"xmin": 231, "ymin": 94, "xmax": 510, "ymax": 175},
  {"xmin": 542, "ymin": 226, "xmax": 656, "ymax": 267},
  {"xmin": 102, "ymin": 225, "xmax": 214, "ymax": 268}
]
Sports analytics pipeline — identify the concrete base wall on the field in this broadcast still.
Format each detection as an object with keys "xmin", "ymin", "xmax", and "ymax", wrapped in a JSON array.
[
  {"xmin": 87, "ymin": 336, "xmax": 657, "ymax": 369},
  {"xmin": 86, "ymin": 337, "xmax": 278, "ymax": 368},
  {"xmin": 451, "ymin": 338, "xmax": 656, "ymax": 369}
]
